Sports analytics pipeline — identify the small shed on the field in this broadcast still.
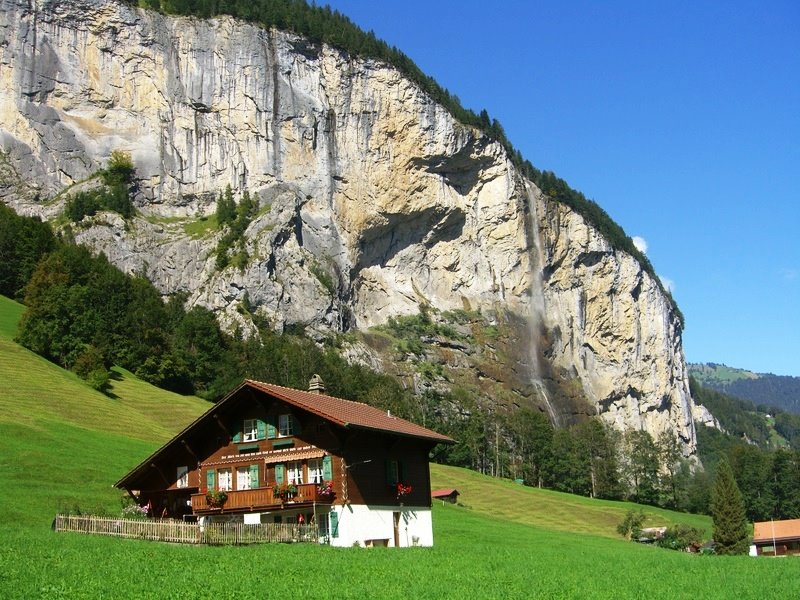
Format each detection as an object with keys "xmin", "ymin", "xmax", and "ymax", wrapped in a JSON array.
[
  {"xmin": 752, "ymin": 519, "xmax": 800, "ymax": 556},
  {"xmin": 431, "ymin": 488, "xmax": 459, "ymax": 504}
]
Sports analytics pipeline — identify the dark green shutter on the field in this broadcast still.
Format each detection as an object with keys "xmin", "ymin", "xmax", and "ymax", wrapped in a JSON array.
[
  {"xmin": 329, "ymin": 510, "xmax": 339, "ymax": 538},
  {"xmin": 292, "ymin": 415, "xmax": 301, "ymax": 435},
  {"xmin": 232, "ymin": 425, "xmax": 242, "ymax": 443},
  {"xmin": 206, "ymin": 469, "xmax": 216, "ymax": 490},
  {"xmin": 322, "ymin": 455, "xmax": 333, "ymax": 480},
  {"xmin": 256, "ymin": 419, "xmax": 266, "ymax": 440},
  {"xmin": 386, "ymin": 460, "xmax": 398, "ymax": 485},
  {"xmin": 275, "ymin": 463, "xmax": 285, "ymax": 484},
  {"xmin": 249, "ymin": 464, "xmax": 260, "ymax": 488},
  {"xmin": 267, "ymin": 415, "xmax": 277, "ymax": 439}
]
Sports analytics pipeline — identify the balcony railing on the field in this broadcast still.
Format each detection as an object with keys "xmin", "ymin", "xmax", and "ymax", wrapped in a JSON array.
[{"xmin": 191, "ymin": 483, "xmax": 332, "ymax": 513}]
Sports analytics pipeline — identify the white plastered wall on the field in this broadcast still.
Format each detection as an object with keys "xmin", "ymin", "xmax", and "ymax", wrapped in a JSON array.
[{"xmin": 329, "ymin": 504, "xmax": 433, "ymax": 548}]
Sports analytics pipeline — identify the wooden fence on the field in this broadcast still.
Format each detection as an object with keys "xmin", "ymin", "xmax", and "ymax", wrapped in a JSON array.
[{"xmin": 53, "ymin": 515, "xmax": 320, "ymax": 545}]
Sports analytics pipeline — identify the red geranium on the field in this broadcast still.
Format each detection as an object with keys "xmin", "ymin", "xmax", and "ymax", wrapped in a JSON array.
[{"xmin": 396, "ymin": 482, "xmax": 413, "ymax": 499}]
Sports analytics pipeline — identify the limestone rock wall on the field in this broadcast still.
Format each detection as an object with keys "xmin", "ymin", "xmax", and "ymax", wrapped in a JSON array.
[
  {"xmin": 0, "ymin": 0, "xmax": 711, "ymax": 452},
  {"xmin": 531, "ymin": 192, "xmax": 712, "ymax": 448}
]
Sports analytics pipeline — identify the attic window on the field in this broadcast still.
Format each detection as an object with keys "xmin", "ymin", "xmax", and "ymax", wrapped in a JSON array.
[
  {"xmin": 278, "ymin": 414, "xmax": 294, "ymax": 437},
  {"xmin": 243, "ymin": 419, "xmax": 259, "ymax": 442},
  {"xmin": 176, "ymin": 466, "xmax": 188, "ymax": 489}
]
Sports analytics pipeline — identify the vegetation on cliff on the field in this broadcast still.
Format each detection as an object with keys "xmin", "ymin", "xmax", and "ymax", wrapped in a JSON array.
[{"xmin": 63, "ymin": 151, "xmax": 136, "ymax": 223}]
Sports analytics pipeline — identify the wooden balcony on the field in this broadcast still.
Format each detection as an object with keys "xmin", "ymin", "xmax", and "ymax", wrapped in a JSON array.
[{"xmin": 191, "ymin": 483, "xmax": 333, "ymax": 514}]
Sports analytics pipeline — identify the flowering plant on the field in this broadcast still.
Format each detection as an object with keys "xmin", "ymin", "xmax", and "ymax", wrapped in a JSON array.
[
  {"xmin": 205, "ymin": 490, "xmax": 228, "ymax": 507},
  {"xmin": 317, "ymin": 480, "xmax": 334, "ymax": 497},
  {"xmin": 395, "ymin": 482, "xmax": 413, "ymax": 499},
  {"xmin": 121, "ymin": 503, "xmax": 149, "ymax": 519},
  {"xmin": 272, "ymin": 483, "xmax": 298, "ymax": 499}
]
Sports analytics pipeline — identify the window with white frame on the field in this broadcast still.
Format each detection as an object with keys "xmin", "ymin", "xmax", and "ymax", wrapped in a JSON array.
[
  {"xmin": 318, "ymin": 512, "xmax": 329, "ymax": 538},
  {"xmin": 236, "ymin": 466, "xmax": 252, "ymax": 490},
  {"xmin": 176, "ymin": 465, "xmax": 189, "ymax": 488},
  {"xmin": 307, "ymin": 458, "xmax": 323, "ymax": 484},
  {"xmin": 287, "ymin": 461, "xmax": 303, "ymax": 485},
  {"xmin": 218, "ymin": 468, "xmax": 232, "ymax": 491},
  {"xmin": 278, "ymin": 414, "xmax": 294, "ymax": 437},
  {"xmin": 243, "ymin": 418, "xmax": 258, "ymax": 442}
]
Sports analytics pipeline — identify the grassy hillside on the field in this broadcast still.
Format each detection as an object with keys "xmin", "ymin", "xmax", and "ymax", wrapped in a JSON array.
[
  {"xmin": 0, "ymin": 295, "xmax": 211, "ymax": 442},
  {"xmin": 690, "ymin": 363, "xmax": 759, "ymax": 385},
  {"xmin": 0, "ymin": 297, "xmax": 795, "ymax": 598},
  {"xmin": 430, "ymin": 463, "xmax": 710, "ymax": 539}
]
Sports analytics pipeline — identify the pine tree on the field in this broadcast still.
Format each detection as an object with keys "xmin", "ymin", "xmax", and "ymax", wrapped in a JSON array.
[{"xmin": 710, "ymin": 458, "xmax": 750, "ymax": 555}]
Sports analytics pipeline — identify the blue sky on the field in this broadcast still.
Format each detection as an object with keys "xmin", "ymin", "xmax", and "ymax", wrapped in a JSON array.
[{"xmin": 325, "ymin": 0, "xmax": 799, "ymax": 376}]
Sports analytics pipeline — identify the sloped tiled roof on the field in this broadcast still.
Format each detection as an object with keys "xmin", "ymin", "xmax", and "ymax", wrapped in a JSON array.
[
  {"xmin": 753, "ymin": 519, "xmax": 800, "ymax": 543},
  {"xmin": 115, "ymin": 379, "xmax": 451, "ymax": 489},
  {"xmin": 431, "ymin": 488, "xmax": 459, "ymax": 498},
  {"xmin": 246, "ymin": 379, "xmax": 453, "ymax": 443}
]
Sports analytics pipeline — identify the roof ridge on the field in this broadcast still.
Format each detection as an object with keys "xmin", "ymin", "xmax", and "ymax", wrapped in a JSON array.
[
  {"xmin": 244, "ymin": 379, "xmax": 452, "ymax": 442},
  {"xmin": 246, "ymin": 378, "xmax": 404, "ymax": 414}
]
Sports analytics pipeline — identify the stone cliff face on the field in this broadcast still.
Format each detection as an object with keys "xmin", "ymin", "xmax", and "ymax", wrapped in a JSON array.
[{"xmin": 0, "ymin": 0, "xmax": 712, "ymax": 452}]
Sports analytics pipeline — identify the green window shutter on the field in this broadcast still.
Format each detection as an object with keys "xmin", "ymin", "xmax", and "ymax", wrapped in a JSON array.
[
  {"xmin": 256, "ymin": 419, "xmax": 266, "ymax": 440},
  {"xmin": 386, "ymin": 460, "xmax": 398, "ymax": 485},
  {"xmin": 206, "ymin": 469, "xmax": 216, "ymax": 490},
  {"xmin": 267, "ymin": 416, "xmax": 277, "ymax": 439},
  {"xmin": 292, "ymin": 415, "xmax": 302, "ymax": 435},
  {"xmin": 249, "ymin": 464, "xmax": 260, "ymax": 488},
  {"xmin": 232, "ymin": 427, "xmax": 242, "ymax": 443},
  {"xmin": 322, "ymin": 455, "xmax": 333, "ymax": 480},
  {"xmin": 275, "ymin": 463, "xmax": 285, "ymax": 485},
  {"xmin": 329, "ymin": 510, "xmax": 339, "ymax": 538}
]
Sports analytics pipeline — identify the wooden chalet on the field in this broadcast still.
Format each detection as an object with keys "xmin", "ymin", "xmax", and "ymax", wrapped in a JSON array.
[
  {"xmin": 752, "ymin": 519, "xmax": 800, "ymax": 556},
  {"xmin": 115, "ymin": 377, "xmax": 452, "ymax": 547}
]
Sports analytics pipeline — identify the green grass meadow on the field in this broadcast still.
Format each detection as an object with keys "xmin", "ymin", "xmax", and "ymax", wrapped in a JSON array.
[{"xmin": 0, "ymin": 295, "xmax": 795, "ymax": 598}]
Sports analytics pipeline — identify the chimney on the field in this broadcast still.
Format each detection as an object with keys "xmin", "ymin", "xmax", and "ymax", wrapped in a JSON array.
[{"xmin": 308, "ymin": 374, "xmax": 325, "ymax": 394}]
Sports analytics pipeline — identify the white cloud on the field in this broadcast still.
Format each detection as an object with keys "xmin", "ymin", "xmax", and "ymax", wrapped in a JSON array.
[
  {"xmin": 632, "ymin": 236, "xmax": 648, "ymax": 254},
  {"xmin": 659, "ymin": 276, "xmax": 676, "ymax": 293}
]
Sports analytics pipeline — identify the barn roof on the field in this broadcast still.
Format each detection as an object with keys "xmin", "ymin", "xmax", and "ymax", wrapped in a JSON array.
[
  {"xmin": 753, "ymin": 519, "xmax": 800, "ymax": 544},
  {"xmin": 115, "ymin": 379, "xmax": 452, "ymax": 489}
]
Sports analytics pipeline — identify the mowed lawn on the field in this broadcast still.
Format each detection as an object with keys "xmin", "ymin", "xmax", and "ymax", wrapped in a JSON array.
[{"xmin": 0, "ymin": 295, "xmax": 795, "ymax": 598}]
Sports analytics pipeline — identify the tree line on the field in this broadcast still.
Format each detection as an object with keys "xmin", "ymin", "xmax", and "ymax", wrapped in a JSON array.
[{"xmin": 429, "ymin": 398, "xmax": 706, "ymax": 512}]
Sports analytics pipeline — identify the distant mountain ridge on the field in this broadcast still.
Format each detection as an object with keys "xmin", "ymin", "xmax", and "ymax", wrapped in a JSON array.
[{"xmin": 689, "ymin": 363, "xmax": 800, "ymax": 414}]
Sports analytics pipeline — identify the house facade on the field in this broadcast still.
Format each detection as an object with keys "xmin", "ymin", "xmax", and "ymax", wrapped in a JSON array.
[{"xmin": 115, "ymin": 378, "xmax": 452, "ymax": 547}]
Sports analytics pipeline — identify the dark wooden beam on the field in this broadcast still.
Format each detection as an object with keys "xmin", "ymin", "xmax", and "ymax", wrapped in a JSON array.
[
  {"xmin": 181, "ymin": 439, "xmax": 197, "ymax": 460},
  {"xmin": 150, "ymin": 462, "xmax": 170, "ymax": 486},
  {"xmin": 213, "ymin": 414, "xmax": 230, "ymax": 437}
]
